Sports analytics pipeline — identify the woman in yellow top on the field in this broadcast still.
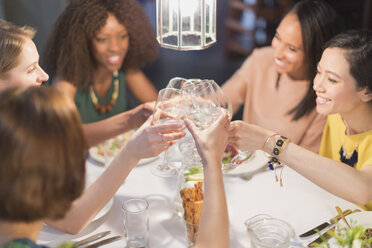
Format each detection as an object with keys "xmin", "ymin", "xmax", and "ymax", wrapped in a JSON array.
[{"xmin": 228, "ymin": 30, "xmax": 372, "ymax": 210}]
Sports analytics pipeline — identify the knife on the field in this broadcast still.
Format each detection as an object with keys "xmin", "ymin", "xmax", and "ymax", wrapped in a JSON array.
[
  {"xmin": 73, "ymin": 231, "xmax": 111, "ymax": 247},
  {"xmin": 85, "ymin": 235, "xmax": 123, "ymax": 248},
  {"xmin": 299, "ymin": 209, "xmax": 352, "ymax": 238},
  {"xmin": 307, "ymin": 227, "xmax": 335, "ymax": 247}
]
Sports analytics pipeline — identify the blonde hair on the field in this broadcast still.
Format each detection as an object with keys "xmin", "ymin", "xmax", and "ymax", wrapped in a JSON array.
[{"xmin": 0, "ymin": 20, "xmax": 36, "ymax": 77}]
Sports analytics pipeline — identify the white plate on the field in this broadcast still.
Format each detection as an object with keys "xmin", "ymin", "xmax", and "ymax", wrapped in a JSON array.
[
  {"xmin": 89, "ymin": 146, "xmax": 158, "ymax": 166},
  {"xmin": 337, "ymin": 211, "xmax": 372, "ymax": 230},
  {"xmin": 92, "ymin": 198, "xmax": 113, "ymax": 221},
  {"xmin": 224, "ymin": 150, "xmax": 268, "ymax": 176}
]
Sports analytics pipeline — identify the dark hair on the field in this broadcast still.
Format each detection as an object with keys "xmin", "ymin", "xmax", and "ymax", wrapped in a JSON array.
[
  {"xmin": 0, "ymin": 86, "xmax": 86, "ymax": 222},
  {"xmin": 42, "ymin": 0, "xmax": 158, "ymax": 89},
  {"xmin": 324, "ymin": 30, "xmax": 372, "ymax": 93},
  {"xmin": 0, "ymin": 20, "xmax": 35, "ymax": 77},
  {"xmin": 286, "ymin": 0, "xmax": 343, "ymax": 120}
]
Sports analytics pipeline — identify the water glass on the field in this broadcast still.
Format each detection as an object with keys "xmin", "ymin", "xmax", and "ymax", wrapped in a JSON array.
[
  {"xmin": 122, "ymin": 198, "xmax": 149, "ymax": 248},
  {"xmin": 245, "ymin": 214, "xmax": 294, "ymax": 248}
]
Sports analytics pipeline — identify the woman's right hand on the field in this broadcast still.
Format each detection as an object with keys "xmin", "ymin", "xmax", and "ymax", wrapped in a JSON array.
[
  {"xmin": 127, "ymin": 102, "xmax": 155, "ymax": 130},
  {"xmin": 125, "ymin": 116, "xmax": 185, "ymax": 160},
  {"xmin": 185, "ymin": 113, "xmax": 230, "ymax": 166}
]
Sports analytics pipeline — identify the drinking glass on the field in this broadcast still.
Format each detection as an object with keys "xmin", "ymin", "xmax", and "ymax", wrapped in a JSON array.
[
  {"xmin": 207, "ymin": 80, "xmax": 254, "ymax": 172},
  {"xmin": 245, "ymin": 214, "xmax": 295, "ymax": 248},
  {"xmin": 122, "ymin": 198, "xmax": 149, "ymax": 248},
  {"xmin": 185, "ymin": 220, "xmax": 199, "ymax": 246},
  {"xmin": 182, "ymin": 79, "xmax": 223, "ymax": 131},
  {"xmin": 166, "ymin": 77, "xmax": 188, "ymax": 89},
  {"xmin": 151, "ymin": 88, "xmax": 185, "ymax": 177}
]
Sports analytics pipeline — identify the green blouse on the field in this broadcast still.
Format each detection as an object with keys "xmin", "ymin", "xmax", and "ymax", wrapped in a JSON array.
[
  {"xmin": 0, "ymin": 238, "xmax": 73, "ymax": 248},
  {"xmin": 74, "ymin": 70, "xmax": 128, "ymax": 124}
]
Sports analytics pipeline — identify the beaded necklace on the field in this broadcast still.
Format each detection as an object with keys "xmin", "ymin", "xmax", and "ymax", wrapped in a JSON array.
[
  {"xmin": 90, "ymin": 70, "xmax": 119, "ymax": 115},
  {"xmin": 339, "ymin": 140, "xmax": 358, "ymax": 167}
]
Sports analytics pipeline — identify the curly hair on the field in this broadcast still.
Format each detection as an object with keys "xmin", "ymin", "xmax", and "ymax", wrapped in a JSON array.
[{"xmin": 43, "ymin": 0, "xmax": 158, "ymax": 89}]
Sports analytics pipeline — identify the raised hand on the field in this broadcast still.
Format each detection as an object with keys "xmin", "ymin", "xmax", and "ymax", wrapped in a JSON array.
[
  {"xmin": 125, "ymin": 116, "xmax": 185, "ymax": 160},
  {"xmin": 127, "ymin": 101, "xmax": 155, "ymax": 130},
  {"xmin": 185, "ymin": 113, "xmax": 230, "ymax": 166}
]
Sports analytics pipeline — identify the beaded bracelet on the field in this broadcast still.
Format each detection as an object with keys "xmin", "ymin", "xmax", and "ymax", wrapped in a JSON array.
[{"xmin": 267, "ymin": 135, "xmax": 290, "ymax": 187}]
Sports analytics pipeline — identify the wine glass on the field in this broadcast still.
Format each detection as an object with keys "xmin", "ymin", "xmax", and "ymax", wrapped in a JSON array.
[
  {"xmin": 182, "ymin": 79, "xmax": 223, "ymax": 131},
  {"xmin": 166, "ymin": 77, "xmax": 188, "ymax": 89},
  {"xmin": 207, "ymin": 80, "xmax": 254, "ymax": 172},
  {"xmin": 151, "ymin": 88, "xmax": 185, "ymax": 177}
]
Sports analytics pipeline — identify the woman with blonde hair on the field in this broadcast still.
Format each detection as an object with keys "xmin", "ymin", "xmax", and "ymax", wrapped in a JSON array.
[
  {"xmin": 0, "ymin": 19, "xmax": 185, "ymax": 234},
  {"xmin": 0, "ymin": 21, "xmax": 230, "ymax": 247},
  {"xmin": 0, "ymin": 86, "xmax": 230, "ymax": 248}
]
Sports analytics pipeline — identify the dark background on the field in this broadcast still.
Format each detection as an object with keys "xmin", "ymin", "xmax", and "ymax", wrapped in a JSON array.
[{"xmin": 1, "ymin": 0, "xmax": 371, "ymax": 117}]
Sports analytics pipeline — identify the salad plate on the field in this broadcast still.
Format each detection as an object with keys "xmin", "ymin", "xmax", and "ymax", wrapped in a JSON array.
[
  {"xmin": 336, "ymin": 211, "xmax": 372, "ymax": 231},
  {"xmin": 89, "ymin": 131, "xmax": 158, "ymax": 166},
  {"xmin": 223, "ymin": 150, "xmax": 268, "ymax": 176}
]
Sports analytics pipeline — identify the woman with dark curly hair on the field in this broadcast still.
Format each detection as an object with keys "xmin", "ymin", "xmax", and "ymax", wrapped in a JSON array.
[
  {"xmin": 0, "ymin": 19, "xmax": 186, "ymax": 235},
  {"xmin": 43, "ymin": 0, "xmax": 159, "ymax": 147}
]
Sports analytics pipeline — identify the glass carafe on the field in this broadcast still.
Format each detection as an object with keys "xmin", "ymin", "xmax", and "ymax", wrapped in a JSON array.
[{"xmin": 174, "ymin": 137, "xmax": 204, "ymax": 218}]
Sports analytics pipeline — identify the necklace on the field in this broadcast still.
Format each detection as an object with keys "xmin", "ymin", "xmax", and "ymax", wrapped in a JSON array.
[
  {"xmin": 90, "ymin": 70, "xmax": 119, "ymax": 115},
  {"xmin": 339, "ymin": 139, "xmax": 358, "ymax": 167}
]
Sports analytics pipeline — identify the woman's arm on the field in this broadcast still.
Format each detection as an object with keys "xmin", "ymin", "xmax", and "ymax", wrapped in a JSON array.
[
  {"xmin": 186, "ymin": 114, "xmax": 230, "ymax": 248},
  {"xmin": 229, "ymin": 121, "xmax": 372, "ymax": 206},
  {"xmin": 45, "ymin": 119, "xmax": 186, "ymax": 234},
  {"xmin": 125, "ymin": 69, "xmax": 158, "ymax": 103},
  {"xmin": 53, "ymin": 79, "xmax": 154, "ymax": 147},
  {"xmin": 83, "ymin": 102, "xmax": 154, "ymax": 147}
]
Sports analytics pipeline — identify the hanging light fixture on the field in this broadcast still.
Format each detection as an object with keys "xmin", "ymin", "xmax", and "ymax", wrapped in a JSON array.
[{"xmin": 156, "ymin": 0, "xmax": 217, "ymax": 50}]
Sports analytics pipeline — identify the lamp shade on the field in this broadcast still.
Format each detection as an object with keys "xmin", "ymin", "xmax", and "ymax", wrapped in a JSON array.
[{"xmin": 156, "ymin": 0, "xmax": 216, "ymax": 50}]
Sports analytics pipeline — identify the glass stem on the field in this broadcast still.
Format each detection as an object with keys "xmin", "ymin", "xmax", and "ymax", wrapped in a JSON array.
[{"xmin": 162, "ymin": 150, "xmax": 170, "ymax": 170}]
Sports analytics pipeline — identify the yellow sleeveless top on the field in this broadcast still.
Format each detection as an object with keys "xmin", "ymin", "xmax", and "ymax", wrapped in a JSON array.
[{"xmin": 319, "ymin": 114, "xmax": 372, "ymax": 210}]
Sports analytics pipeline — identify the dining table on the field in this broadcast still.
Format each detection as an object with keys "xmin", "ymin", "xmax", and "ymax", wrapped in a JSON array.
[{"xmin": 37, "ymin": 141, "xmax": 362, "ymax": 248}]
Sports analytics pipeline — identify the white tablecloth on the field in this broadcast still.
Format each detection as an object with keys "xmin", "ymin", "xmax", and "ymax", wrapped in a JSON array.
[{"xmin": 38, "ymin": 147, "xmax": 361, "ymax": 247}]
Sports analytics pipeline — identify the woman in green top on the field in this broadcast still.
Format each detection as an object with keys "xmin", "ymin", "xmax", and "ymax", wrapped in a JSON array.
[
  {"xmin": 43, "ymin": 0, "xmax": 159, "ymax": 147},
  {"xmin": 0, "ymin": 21, "xmax": 231, "ymax": 247},
  {"xmin": 0, "ymin": 19, "xmax": 186, "ymax": 235}
]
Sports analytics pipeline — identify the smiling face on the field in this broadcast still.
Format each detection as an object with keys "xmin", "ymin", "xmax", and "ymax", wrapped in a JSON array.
[
  {"xmin": 271, "ymin": 13, "xmax": 307, "ymax": 80},
  {"xmin": 0, "ymin": 38, "xmax": 49, "ymax": 90},
  {"xmin": 91, "ymin": 13, "xmax": 129, "ymax": 72},
  {"xmin": 313, "ymin": 47, "xmax": 369, "ymax": 116}
]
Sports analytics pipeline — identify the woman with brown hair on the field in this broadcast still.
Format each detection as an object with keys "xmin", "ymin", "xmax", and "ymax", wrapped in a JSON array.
[
  {"xmin": 0, "ymin": 87, "xmax": 230, "ymax": 248},
  {"xmin": 43, "ymin": 0, "xmax": 159, "ymax": 147},
  {"xmin": 0, "ymin": 86, "xmax": 86, "ymax": 247},
  {"xmin": 222, "ymin": 0, "xmax": 344, "ymax": 153},
  {"xmin": 0, "ymin": 19, "xmax": 186, "ymax": 234}
]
